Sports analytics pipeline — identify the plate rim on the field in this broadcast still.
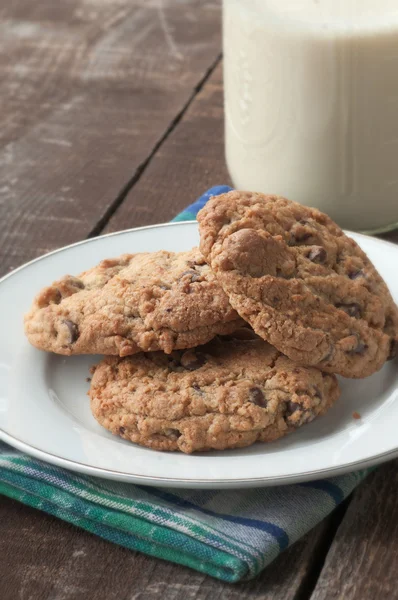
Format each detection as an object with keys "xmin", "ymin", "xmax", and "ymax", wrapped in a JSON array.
[
  {"xmin": 1, "ymin": 221, "xmax": 398, "ymax": 488},
  {"xmin": 2, "ymin": 429, "xmax": 398, "ymax": 488}
]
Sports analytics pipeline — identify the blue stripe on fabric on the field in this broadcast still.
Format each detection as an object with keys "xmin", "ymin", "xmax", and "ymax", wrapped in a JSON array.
[
  {"xmin": 172, "ymin": 211, "xmax": 197, "ymax": 222},
  {"xmin": 298, "ymin": 480, "xmax": 344, "ymax": 506},
  {"xmin": 139, "ymin": 486, "xmax": 289, "ymax": 551},
  {"xmin": 171, "ymin": 185, "xmax": 234, "ymax": 222}
]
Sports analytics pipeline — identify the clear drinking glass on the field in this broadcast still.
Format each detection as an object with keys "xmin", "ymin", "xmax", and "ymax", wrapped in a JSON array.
[{"xmin": 223, "ymin": 0, "xmax": 398, "ymax": 232}]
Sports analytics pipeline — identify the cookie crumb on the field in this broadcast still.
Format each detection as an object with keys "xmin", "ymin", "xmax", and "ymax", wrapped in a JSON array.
[
  {"xmin": 86, "ymin": 377, "xmax": 91, "ymax": 382},
  {"xmin": 352, "ymin": 411, "xmax": 361, "ymax": 420}
]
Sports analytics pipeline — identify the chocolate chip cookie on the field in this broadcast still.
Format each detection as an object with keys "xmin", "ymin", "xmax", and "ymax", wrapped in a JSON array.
[
  {"xmin": 25, "ymin": 248, "xmax": 243, "ymax": 356},
  {"xmin": 198, "ymin": 191, "xmax": 398, "ymax": 378},
  {"xmin": 89, "ymin": 330, "xmax": 340, "ymax": 453}
]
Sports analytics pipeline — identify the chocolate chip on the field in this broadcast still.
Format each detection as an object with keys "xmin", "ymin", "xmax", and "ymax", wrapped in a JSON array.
[
  {"xmin": 119, "ymin": 427, "xmax": 125, "ymax": 435},
  {"xmin": 322, "ymin": 346, "xmax": 334, "ymax": 362},
  {"xmin": 62, "ymin": 319, "xmax": 79, "ymax": 343},
  {"xmin": 353, "ymin": 341, "xmax": 367, "ymax": 354},
  {"xmin": 307, "ymin": 246, "xmax": 327, "ymax": 264},
  {"xmin": 52, "ymin": 289, "xmax": 62, "ymax": 304},
  {"xmin": 286, "ymin": 400, "xmax": 301, "ymax": 415},
  {"xmin": 65, "ymin": 276, "xmax": 85, "ymax": 291},
  {"xmin": 385, "ymin": 315, "xmax": 394, "ymax": 328},
  {"xmin": 248, "ymin": 387, "xmax": 267, "ymax": 408},
  {"xmin": 384, "ymin": 316, "xmax": 396, "ymax": 342},
  {"xmin": 335, "ymin": 302, "xmax": 362, "ymax": 319},
  {"xmin": 180, "ymin": 350, "xmax": 206, "ymax": 371},
  {"xmin": 348, "ymin": 269, "xmax": 364, "ymax": 280},
  {"xmin": 349, "ymin": 336, "xmax": 368, "ymax": 355},
  {"xmin": 388, "ymin": 339, "xmax": 397, "ymax": 360},
  {"xmin": 313, "ymin": 386, "xmax": 322, "ymax": 399},
  {"xmin": 191, "ymin": 383, "xmax": 204, "ymax": 395}
]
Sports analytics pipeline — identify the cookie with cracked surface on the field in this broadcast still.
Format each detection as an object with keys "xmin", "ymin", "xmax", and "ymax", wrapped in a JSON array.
[
  {"xmin": 24, "ymin": 248, "xmax": 243, "ymax": 356},
  {"xmin": 197, "ymin": 190, "xmax": 398, "ymax": 378},
  {"xmin": 89, "ymin": 329, "xmax": 340, "ymax": 454}
]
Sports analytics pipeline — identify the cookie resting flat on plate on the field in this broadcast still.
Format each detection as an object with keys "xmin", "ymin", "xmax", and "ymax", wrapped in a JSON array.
[
  {"xmin": 24, "ymin": 248, "xmax": 243, "ymax": 356},
  {"xmin": 89, "ymin": 330, "xmax": 340, "ymax": 454},
  {"xmin": 198, "ymin": 191, "xmax": 398, "ymax": 378}
]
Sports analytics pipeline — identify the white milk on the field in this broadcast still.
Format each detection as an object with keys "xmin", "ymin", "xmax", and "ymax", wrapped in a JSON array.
[{"xmin": 223, "ymin": 0, "xmax": 398, "ymax": 231}]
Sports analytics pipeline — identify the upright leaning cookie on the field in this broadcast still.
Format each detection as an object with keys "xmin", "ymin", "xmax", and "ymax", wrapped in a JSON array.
[
  {"xmin": 25, "ymin": 248, "xmax": 243, "ymax": 356},
  {"xmin": 198, "ymin": 191, "xmax": 398, "ymax": 378},
  {"xmin": 90, "ymin": 330, "xmax": 340, "ymax": 454}
]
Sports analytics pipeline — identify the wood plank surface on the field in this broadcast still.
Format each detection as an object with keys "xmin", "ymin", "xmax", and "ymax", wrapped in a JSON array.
[
  {"xmin": 0, "ymin": 0, "xmax": 222, "ymax": 276},
  {"xmin": 0, "ymin": 494, "xmax": 338, "ymax": 600},
  {"xmin": 104, "ymin": 62, "xmax": 229, "ymax": 231},
  {"xmin": 310, "ymin": 461, "xmax": 398, "ymax": 600}
]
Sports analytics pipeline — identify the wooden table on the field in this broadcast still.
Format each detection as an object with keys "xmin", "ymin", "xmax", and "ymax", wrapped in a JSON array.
[{"xmin": 1, "ymin": 2, "xmax": 397, "ymax": 598}]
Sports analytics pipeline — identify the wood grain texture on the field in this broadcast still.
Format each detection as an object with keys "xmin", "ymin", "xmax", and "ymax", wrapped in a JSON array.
[
  {"xmin": 310, "ymin": 460, "xmax": 398, "ymax": 600},
  {"xmin": 0, "ymin": 494, "xmax": 334, "ymax": 600},
  {"xmin": 0, "ymin": 0, "xmax": 222, "ymax": 276},
  {"xmin": 104, "ymin": 62, "xmax": 229, "ymax": 231}
]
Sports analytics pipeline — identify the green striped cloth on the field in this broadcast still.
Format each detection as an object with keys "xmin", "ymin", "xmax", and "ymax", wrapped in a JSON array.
[{"xmin": 0, "ymin": 186, "xmax": 370, "ymax": 582}]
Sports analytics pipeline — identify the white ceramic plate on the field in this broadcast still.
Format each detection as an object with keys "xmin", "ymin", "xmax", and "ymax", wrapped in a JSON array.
[{"xmin": 1, "ymin": 222, "xmax": 398, "ymax": 489}]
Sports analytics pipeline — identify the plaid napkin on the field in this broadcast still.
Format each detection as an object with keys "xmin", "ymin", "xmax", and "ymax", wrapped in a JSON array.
[{"xmin": 0, "ymin": 186, "xmax": 370, "ymax": 583}]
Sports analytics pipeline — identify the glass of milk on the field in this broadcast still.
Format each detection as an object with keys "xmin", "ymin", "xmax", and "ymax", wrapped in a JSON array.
[{"xmin": 223, "ymin": 0, "xmax": 398, "ymax": 232}]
